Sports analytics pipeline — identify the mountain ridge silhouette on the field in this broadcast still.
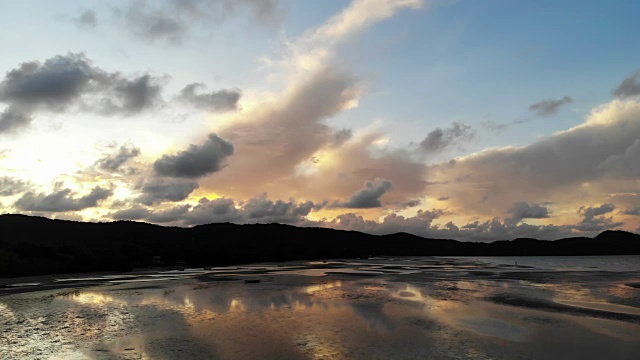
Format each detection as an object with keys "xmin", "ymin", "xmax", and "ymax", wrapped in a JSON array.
[{"xmin": 1, "ymin": 214, "xmax": 639, "ymax": 277}]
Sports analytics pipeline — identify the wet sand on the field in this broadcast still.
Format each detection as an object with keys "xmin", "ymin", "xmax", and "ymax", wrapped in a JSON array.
[{"xmin": 1, "ymin": 256, "xmax": 640, "ymax": 359}]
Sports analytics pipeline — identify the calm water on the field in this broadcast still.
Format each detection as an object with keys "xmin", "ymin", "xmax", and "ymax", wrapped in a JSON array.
[
  {"xmin": 1, "ymin": 256, "xmax": 639, "ymax": 359},
  {"xmin": 456, "ymin": 255, "xmax": 640, "ymax": 272}
]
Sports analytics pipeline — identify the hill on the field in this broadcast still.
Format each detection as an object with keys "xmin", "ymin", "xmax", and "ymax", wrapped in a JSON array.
[{"xmin": 1, "ymin": 214, "xmax": 639, "ymax": 277}]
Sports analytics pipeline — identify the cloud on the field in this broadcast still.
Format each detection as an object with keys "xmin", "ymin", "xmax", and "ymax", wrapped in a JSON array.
[
  {"xmin": 111, "ymin": 205, "xmax": 151, "ymax": 221},
  {"xmin": 481, "ymin": 120, "xmax": 510, "ymax": 133},
  {"xmin": 0, "ymin": 177, "xmax": 30, "ymax": 197},
  {"xmin": 154, "ymin": 133, "xmax": 234, "ymax": 178},
  {"xmin": 72, "ymin": 9, "xmax": 97, "ymax": 29},
  {"xmin": 241, "ymin": 194, "xmax": 315, "ymax": 223},
  {"xmin": 400, "ymin": 199, "xmax": 421, "ymax": 208},
  {"xmin": 0, "ymin": 53, "xmax": 168, "ymax": 133},
  {"xmin": 179, "ymin": 197, "xmax": 239, "ymax": 225},
  {"xmin": 201, "ymin": 69, "xmax": 361, "ymax": 194},
  {"xmin": 146, "ymin": 204, "xmax": 192, "ymax": 223},
  {"xmin": 597, "ymin": 138, "xmax": 640, "ymax": 176},
  {"xmin": 102, "ymin": 190, "xmax": 585, "ymax": 241},
  {"xmin": 0, "ymin": 53, "xmax": 98, "ymax": 112},
  {"xmin": 418, "ymin": 121, "xmax": 474, "ymax": 153},
  {"xmin": 575, "ymin": 203, "xmax": 623, "ymax": 232},
  {"xmin": 116, "ymin": 0, "xmax": 280, "ymax": 44},
  {"xmin": 342, "ymin": 178, "xmax": 393, "ymax": 208},
  {"xmin": 121, "ymin": 0, "xmax": 187, "ymax": 44},
  {"xmin": 0, "ymin": 108, "xmax": 32, "ymax": 134},
  {"xmin": 111, "ymin": 203, "xmax": 194, "ymax": 223},
  {"xmin": 624, "ymin": 207, "xmax": 640, "ymax": 216},
  {"xmin": 427, "ymin": 98, "xmax": 640, "ymax": 217},
  {"xmin": 323, "ymin": 209, "xmax": 573, "ymax": 241},
  {"xmin": 177, "ymin": 83, "xmax": 241, "ymax": 112},
  {"xmin": 110, "ymin": 194, "xmax": 319, "ymax": 226},
  {"xmin": 0, "ymin": 53, "xmax": 241, "ymax": 134},
  {"xmin": 305, "ymin": 0, "xmax": 422, "ymax": 45},
  {"xmin": 178, "ymin": 195, "xmax": 316, "ymax": 225},
  {"xmin": 136, "ymin": 177, "xmax": 199, "ymax": 205},
  {"xmin": 194, "ymin": 0, "xmax": 426, "ymax": 208},
  {"xmin": 15, "ymin": 186, "xmax": 112, "ymax": 212},
  {"xmin": 579, "ymin": 203, "xmax": 615, "ymax": 218},
  {"xmin": 528, "ymin": 96, "xmax": 573, "ymax": 116},
  {"xmin": 332, "ymin": 128, "xmax": 353, "ymax": 147},
  {"xmin": 613, "ymin": 70, "xmax": 640, "ymax": 98},
  {"xmin": 95, "ymin": 144, "xmax": 141, "ymax": 172},
  {"xmin": 507, "ymin": 202, "xmax": 550, "ymax": 223},
  {"xmin": 99, "ymin": 75, "xmax": 164, "ymax": 115}
]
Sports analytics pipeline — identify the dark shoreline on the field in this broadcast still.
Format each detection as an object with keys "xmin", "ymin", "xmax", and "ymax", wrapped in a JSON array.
[{"xmin": 1, "ymin": 214, "xmax": 639, "ymax": 278}]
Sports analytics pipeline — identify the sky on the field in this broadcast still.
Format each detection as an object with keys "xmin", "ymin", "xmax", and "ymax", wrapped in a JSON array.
[{"xmin": 1, "ymin": 0, "xmax": 640, "ymax": 241}]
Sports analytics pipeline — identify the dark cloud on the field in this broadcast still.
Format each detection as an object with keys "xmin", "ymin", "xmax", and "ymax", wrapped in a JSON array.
[
  {"xmin": 400, "ymin": 199, "xmax": 421, "ymax": 208},
  {"xmin": 0, "ymin": 53, "xmax": 97, "ymax": 112},
  {"xmin": 136, "ymin": 177, "xmax": 199, "ymax": 205},
  {"xmin": 147, "ymin": 204, "xmax": 192, "ymax": 223},
  {"xmin": 0, "ymin": 177, "xmax": 30, "ymax": 197},
  {"xmin": 180, "ymin": 197, "xmax": 239, "ymax": 225},
  {"xmin": 329, "ymin": 210, "xmax": 442, "ymax": 236},
  {"xmin": 623, "ymin": 207, "xmax": 640, "ymax": 216},
  {"xmin": 117, "ymin": 0, "xmax": 280, "ymax": 44},
  {"xmin": 154, "ymin": 133, "xmax": 234, "ymax": 178},
  {"xmin": 332, "ymin": 128, "xmax": 353, "ymax": 147},
  {"xmin": 326, "ymin": 211, "xmax": 573, "ymax": 241},
  {"xmin": 579, "ymin": 203, "xmax": 615, "ymax": 219},
  {"xmin": 73, "ymin": 9, "xmax": 97, "ymax": 29},
  {"xmin": 0, "ymin": 108, "xmax": 31, "ymax": 134},
  {"xmin": 100, "ymin": 75, "xmax": 163, "ymax": 115},
  {"xmin": 159, "ymin": 195, "xmax": 316, "ymax": 226},
  {"xmin": 241, "ymin": 194, "xmax": 315, "ymax": 224},
  {"xmin": 507, "ymin": 202, "xmax": 550, "ymax": 223},
  {"xmin": 111, "ymin": 206, "xmax": 151, "ymax": 221},
  {"xmin": 0, "ymin": 53, "xmax": 167, "ymax": 133},
  {"xmin": 437, "ymin": 196, "xmax": 449, "ymax": 201},
  {"xmin": 15, "ymin": 186, "xmax": 112, "ymax": 212},
  {"xmin": 95, "ymin": 144, "xmax": 141, "ymax": 172},
  {"xmin": 343, "ymin": 178, "xmax": 393, "ymax": 208},
  {"xmin": 112, "ymin": 194, "xmax": 318, "ymax": 226},
  {"xmin": 101, "ymin": 191, "xmax": 601, "ymax": 241},
  {"xmin": 528, "ymin": 96, "xmax": 573, "ymax": 116},
  {"xmin": 178, "ymin": 83, "xmax": 240, "ymax": 112},
  {"xmin": 0, "ymin": 53, "xmax": 243, "ymax": 134},
  {"xmin": 613, "ymin": 71, "xmax": 640, "ymax": 98},
  {"xmin": 419, "ymin": 122, "xmax": 474, "ymax": 153},
  {"xmin": 575, "ymin": 203, "xmax": 623, "ymax": 232},
  {"xmin": 597, "ymin": 138, "xmax": 640, "ymax": 175},
  {"xmin": 110, "ymin": 203, "xmax": 192, "ymax": 223}
]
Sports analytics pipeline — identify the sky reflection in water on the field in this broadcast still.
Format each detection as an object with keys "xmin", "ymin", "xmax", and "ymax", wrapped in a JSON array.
[{"xmin": 1, "ymin": 257, "xmax": 640, "ymax": 359}]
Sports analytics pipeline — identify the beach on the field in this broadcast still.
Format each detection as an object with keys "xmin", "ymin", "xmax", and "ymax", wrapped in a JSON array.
[{"xmin": 1, "ymin": 256, "xmax": 639, "ymax": 359}]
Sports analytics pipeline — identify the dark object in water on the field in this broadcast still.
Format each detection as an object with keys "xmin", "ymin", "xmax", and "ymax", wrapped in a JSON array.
[{"xmin": 244, "ymin": 279, "xmax": 260, "ymax": 284}]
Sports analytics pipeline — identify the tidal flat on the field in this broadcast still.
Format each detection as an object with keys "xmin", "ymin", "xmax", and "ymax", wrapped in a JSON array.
[{"xmin": 1, "ymin": 256, "xmax": 639, "ymax": 359}]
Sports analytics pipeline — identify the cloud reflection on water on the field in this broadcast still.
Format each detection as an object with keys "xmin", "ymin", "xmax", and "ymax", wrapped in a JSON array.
[{"xmin": 2, "ymin": 257, "xmax": 640, "ymax": 359}]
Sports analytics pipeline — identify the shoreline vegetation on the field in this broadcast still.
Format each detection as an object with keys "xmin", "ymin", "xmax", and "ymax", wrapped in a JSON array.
[{"xmin": 1, "ymin": 214, "xmax": 639, "ymax": 278}]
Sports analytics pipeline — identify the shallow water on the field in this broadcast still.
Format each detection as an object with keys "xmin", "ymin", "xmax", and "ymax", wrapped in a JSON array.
[{"xmin": 1, "ymin": 256, "xmax": 639, "ymax": 359}]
